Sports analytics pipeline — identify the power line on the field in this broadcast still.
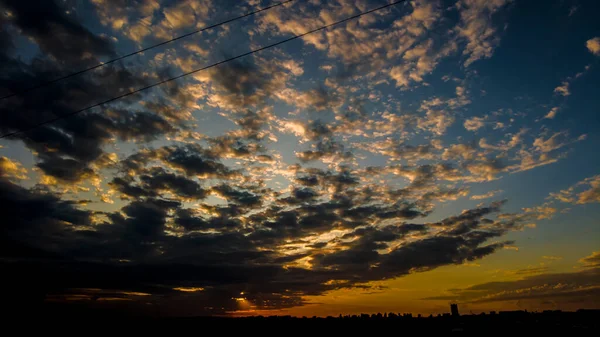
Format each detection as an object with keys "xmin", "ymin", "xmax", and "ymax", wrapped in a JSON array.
[
  {"xmin": 0, "ymin": 0, "xmax": 410, "ymax": 139},
  {"xmin": 0, "ymin": 0, "xmax": 297, "ymax": 101}
]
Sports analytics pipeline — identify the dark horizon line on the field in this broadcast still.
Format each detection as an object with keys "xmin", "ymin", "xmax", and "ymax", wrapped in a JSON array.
[{"xmin": 30, "ymin": 302, "xmax": 600, "ymax": 319}]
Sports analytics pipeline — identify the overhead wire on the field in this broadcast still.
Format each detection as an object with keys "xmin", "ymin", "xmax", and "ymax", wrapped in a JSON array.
[
  {"xmin": 0, "ymin": 0, "xmax": 410, "ymax": 139},
  {"xmin": 0, "ymin": 0, "xmax": 297, "ymax": 101}
]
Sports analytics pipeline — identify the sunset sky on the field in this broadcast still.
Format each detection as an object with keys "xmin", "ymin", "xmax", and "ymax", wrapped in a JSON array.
[{"xmin": 0, "ymin": 0, "xmax": 599, "ymax": 316}]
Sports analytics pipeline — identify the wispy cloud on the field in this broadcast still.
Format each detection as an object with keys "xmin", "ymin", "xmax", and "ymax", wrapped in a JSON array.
[{"xmin": 470, "ymin": 190, "xmax": 503, "ymax": 200}]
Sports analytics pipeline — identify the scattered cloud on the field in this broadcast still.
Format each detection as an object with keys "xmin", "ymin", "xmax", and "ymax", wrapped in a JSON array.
[
  {"xmin": 544, "ymin": 107, "xmax": 559, "ymax": 119},
  {"xmin": 470, "ymin": 190, "xmax": 502, "ymax": 200},
  {"xmin": 568, "ymin": 6, "xmax": 578, "ymax": 16},
  {"xmin": 579, "ymin": 251, "xmax": 600, "ymax": 269},
  {"xmin": 454, "ymin": 0, "xmax": 511, "ymax": 67},
  {"xmin": 464, "ymin": 116, "xmax": 486, "ymax": 131},
  {"xmin": 522, "ymin": 204, "xmax": 557, "ymax": 220},
  {"xmin": 423, "ymin": 266, "xmax": 600, "ymax": 309},
  {"xmin": 549, "ymin": 175, "xmax": 600, "ymax": 205},
  {"xmin": 586, "ymin": 37, "xmax": 600, "ymax": 56},
  {"xmin": 423, "ymin": 251, "xmax": 600, "ymax": 311},
  {"xmin": 0, "ymin": 156, "xmax": 28, "ymax": 180},
  {"xmin": 575, "ymin": 176, "xmax": 600, "ymax": 204},
  {"xmin": 553, "ymin": 82, "xmax": 570, "ymax": 96}
]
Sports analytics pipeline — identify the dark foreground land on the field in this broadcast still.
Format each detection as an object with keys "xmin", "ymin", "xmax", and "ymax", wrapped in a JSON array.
[{"xmin": 8, "ymin": 308, "xmax": 600, "ymax": 334}]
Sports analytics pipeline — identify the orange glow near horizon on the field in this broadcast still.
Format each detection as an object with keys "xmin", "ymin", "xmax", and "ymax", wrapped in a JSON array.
[{"xmin": 173, "ymin": 287, "xmax": 205, "ymax": 293}]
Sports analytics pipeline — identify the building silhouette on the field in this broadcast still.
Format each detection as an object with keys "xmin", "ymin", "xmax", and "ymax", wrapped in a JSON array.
[{"xmin": 450, "ymin": 303, "xmax": 460, "ymax": 317}]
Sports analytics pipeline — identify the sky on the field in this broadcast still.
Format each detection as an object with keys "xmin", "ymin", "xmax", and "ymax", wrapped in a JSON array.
[{"xmin": 0, "ymin": 0, "xmax": 599, "ymax": 317}]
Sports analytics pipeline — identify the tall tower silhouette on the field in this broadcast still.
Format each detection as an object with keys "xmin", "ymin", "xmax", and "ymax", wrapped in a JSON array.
[{"xmin": 450, "ymin": 303, "xmax": 460, "ymax": 317}]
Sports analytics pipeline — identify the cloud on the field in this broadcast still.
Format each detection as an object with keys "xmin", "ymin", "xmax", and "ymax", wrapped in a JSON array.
[
  {"xmin": 0, "ymin": 175, "xmax": 93, "ymax": 255},
  {"xmin": 465, "ymin": 158, "xmax": 506, "ymax": 182},
  {"xmin": 389, "ymin": 38, "xmax": 454, "ymax": 88},
  {"xmin": 568, "ymin": 6, "xmax": 578, "ymax": 16},
  {"xmin": 579, "ymin": 251, "xmax": 600, "ymax": 269},
  {"xmin": 549, "ymin": 175, "xmax": 600, "ymax": 205},
  {"xmin": 533, "ymin": 132, "xmax": 569, "ymax": 153},
  {"xmin": 442, "ymin": 143, "xmax": 478, "ymax": 161},
  {"xmin": 470, "ymin": 190, "xmax": 502, "ymax": 200},
  {"xmin": 0, "ymin": 1, "xmax": 191, "ymax": 183},
  {"xmin": 414, "ymin": 88, "xmax": 471, "ymax": 136},
  {"xmin": 1, "ymin": 145, "xmax": 539, "ymax": 313},
  {"xmin": 91, "ymin": 0, "xmax": 159, "ymax": 42},
  {"xmin": 110, "ymin": 198, "xmax": 181, "ymax": 240},
  {"xmin": 159, "ymin": 144, "xmax": 236, "ymax": 178},
  {"xmin": 544, "ymin": 107, "xmax": 559, "ymax": 119},
  {"xmin": 92, "ymin": 0, "xmax": 212, "ymax": 44},
  {"xmin": 255, "ymin": 0, "xmax": 511, "ymax": 92},
  {"xmin": 455, "ymin": 0, "xmax": 511, "ymax": 66},
  {"xmin": 360, "ymin": 139, "xmax": 438, "ymax": 163},
  {"xmin": 211, "ymin": 184, "xmax": 262, "ymax": 207},
  {"xmin": 160, "ymin": 0, "xmax": 211, "ymax": 31},
  {"xmin": 549, "ymin": 64, "xmax": 591, "ymax": 102},
  {"xmin": 194, "ymin": 56, "xmax": 303, "ymax": 112},
  {"xmin": 553, "ymin": 82, "xmax": 570, "ymax": 96},
  {"xmin": 110, "ymin": 167, "xmax": 208, "ymax": 201},
  {"xmin": 508, "ymin": 265, "xmax": 549, "ymax": 276},
  {"xmin": 257, "ymin": 0, "xmax": 453, "ymax": 89},
  {"xmin": 141, "ymin": 169, "xmax": 207, "ymax": 199},
  {"xmin": 464, "ymin": 116, "xmax": 486, "ymax": 131},
  {"xmin": 203, "ymin": 58, "xmax": 273, "ymax": 110},
  {"xmin": 575, "ymin": 176, "xmax": 600, "ymax": 204},
  {"xmin": 586, "ymin": 37, "xmax": 600, "ymax": 56},
  {"xmin": 1, "ymin": 0, "xmax": 115, "ymax": 64},
  {"xmin": 522, "ymin": 204, "xmax": 557, "ymax": 220},
  {"xmin": 109, "ymin": 144, "xmax": 243, "ymax": 201},
  {"xmin": 0, "ymin": 156, "xmax": 27, "ymax": 180},
  {"xmin": 479, "ymin": 128, "xmax": 527, "ymax": 152},
  {"xmin": 423, "ymin": 263, "xmax": 600, "ymax": 310},
  {"xmin": 276, "ymin": 86, "xmax": 343, "ymax": 112}
]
